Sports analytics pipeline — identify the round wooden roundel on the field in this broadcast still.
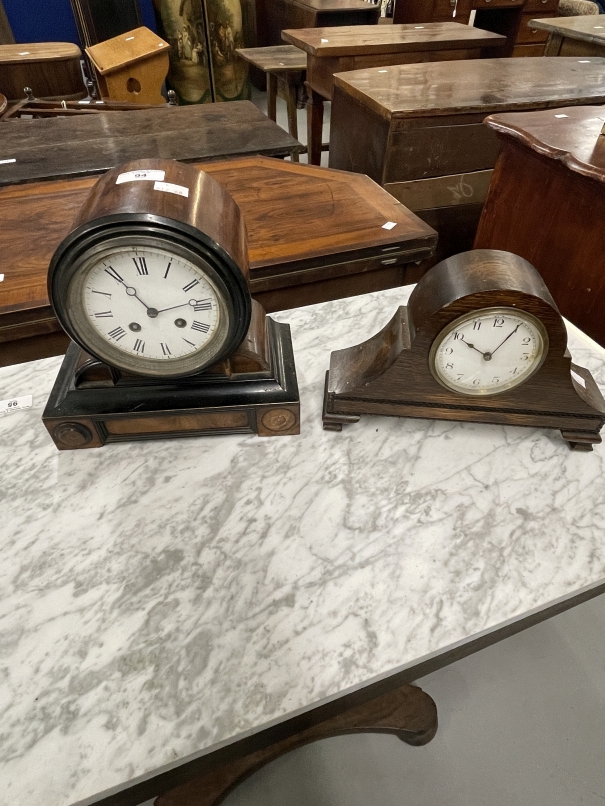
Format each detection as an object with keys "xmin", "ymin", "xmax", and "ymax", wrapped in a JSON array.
[{"xmin": 48, "ymin": 159, "xmax": 251, "ymax": 378}]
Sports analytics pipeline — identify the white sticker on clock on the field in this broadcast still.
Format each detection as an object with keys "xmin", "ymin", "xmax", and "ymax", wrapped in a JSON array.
[
  {"xmin": 116, "ymin": 169, "xmax": 165, "ymax": 185},
  {"xmin": 571, "ymin": 370, "xmax": 587, "ymax": 388},
  {"xmin": 154, "ymin": 181, "xmax": 189, "ymax": 198},
  {"xmin": 0, "ymin": 394, "xmax": 32, "ymax": 414}
]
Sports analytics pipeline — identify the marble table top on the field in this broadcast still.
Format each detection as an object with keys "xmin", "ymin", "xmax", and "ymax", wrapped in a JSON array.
[{"xmin": 2, "ymin": 286, "xmax": 605, "ymax": 806}]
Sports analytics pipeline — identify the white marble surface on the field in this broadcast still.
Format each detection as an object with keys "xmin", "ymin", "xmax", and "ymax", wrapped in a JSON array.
[{"xmin": 2, "ymin": 286, "xmax": 605, "ymax": 806}]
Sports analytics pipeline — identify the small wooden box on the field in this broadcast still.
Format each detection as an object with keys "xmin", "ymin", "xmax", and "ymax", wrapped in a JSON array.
[
  {"xmin": 86, "ymin": 26, "xmax": 169, "ymax": 105},
  {"xmin": 0, "ymin": 42, "xmax": 86, "ymax": 101},
  {"xmin": 329, "ymin": 56, "xmax": 605, "ymax": 266}
]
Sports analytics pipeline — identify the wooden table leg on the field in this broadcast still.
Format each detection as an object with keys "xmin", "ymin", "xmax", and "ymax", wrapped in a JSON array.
[
  {"xmin": 266, "ymin": 72, "xmax": 277, "ymax": 122},
  {"xmin": 283, "ymin": 74, "xmax": 299, "ymax": 162},
  {"xmin": 306, "ymin": 84, "xmax": 324, "ymax": 166},
  {"xmin": 154, "ymin": 683, "xmax": 437, "ymax": 806}
]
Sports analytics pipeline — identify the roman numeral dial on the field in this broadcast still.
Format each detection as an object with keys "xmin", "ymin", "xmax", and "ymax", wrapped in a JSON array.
[{"xmin": 83, "ymin": 245, "xmax": 221, "ymax": 363}]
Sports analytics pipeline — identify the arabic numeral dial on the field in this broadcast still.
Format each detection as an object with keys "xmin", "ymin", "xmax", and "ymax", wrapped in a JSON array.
[{"xmin": 430, "ymin": 308, "xmax": 547, "ymax": 397}]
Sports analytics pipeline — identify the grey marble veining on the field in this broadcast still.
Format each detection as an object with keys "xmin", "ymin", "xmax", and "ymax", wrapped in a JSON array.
[{"xmin": 1, "ymin": 286, "xmax": 605, "ymax": 806}]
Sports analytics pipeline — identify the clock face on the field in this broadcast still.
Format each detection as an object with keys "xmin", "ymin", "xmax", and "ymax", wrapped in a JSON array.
[
  {"xmin": 430, "ymin": 307, "xmax": 548, "ymax": 396},
  {"xmin": 62, "ymin": 237, "xmax": 232, "ymax": 377}
]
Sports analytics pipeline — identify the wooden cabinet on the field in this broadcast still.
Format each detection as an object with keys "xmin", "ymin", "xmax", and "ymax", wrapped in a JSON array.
[
  {"xmin": 329, "ymin": 57, "xmax": 605, "ymax": 266},
  {"xmin": 257, "ymin": 0, "xmax": 380, "ymax": 48},
  {"xmin": 393, "ymin": 0, "xmax": 557, "ymax": 55},
  {"xmin": 474, "ymin": 105, "xmax": 605, "ymax": 348}
]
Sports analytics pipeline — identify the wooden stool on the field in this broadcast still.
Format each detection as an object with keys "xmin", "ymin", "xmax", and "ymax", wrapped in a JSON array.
[
  {"xmin": 86, "ymin": 26, "xmax": 169, "ymax": 105},
  {"xmin": 0, "ymin": 43, "xmax": 86, "ymax": 101},
  {"xmin": 236, "ymin": 46, "xmax": 306, "ymax": 160}
]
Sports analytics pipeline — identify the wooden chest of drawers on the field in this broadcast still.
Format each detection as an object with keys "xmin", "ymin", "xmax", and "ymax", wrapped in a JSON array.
[{"xmin": 329, "ymin": 57, "xmax": 605, "ymax": 266}]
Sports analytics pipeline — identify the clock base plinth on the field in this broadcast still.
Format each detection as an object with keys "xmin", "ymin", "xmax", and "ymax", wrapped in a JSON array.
[{"xmin": 43, "ymin": 308, "xmax": 299, "ymax": 450}]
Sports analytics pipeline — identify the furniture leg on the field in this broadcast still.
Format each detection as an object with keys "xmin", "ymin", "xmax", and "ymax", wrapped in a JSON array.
[
  {"xmin": 306, "ymin": 84, "xmax": 324, "ymax": 166},
  {"xmin": 543, "ymin": 32, "xmax": 563, "ymax": 56},
  {"xmin": 284, "ymin": 74, "xmax": 299, "ymax": 161},
  {"xmin": 154, "ymin": 683, "xmax": 437, "ymax": 806},
  {"xmin": 266, "ymin": 71, "xmax": 277, "ymax": 122}
]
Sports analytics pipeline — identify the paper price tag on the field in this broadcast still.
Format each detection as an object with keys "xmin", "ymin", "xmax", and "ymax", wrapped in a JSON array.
[
  {"xmin": 0, "ymin": 394, "xmax": 32, "ymax": 414},
  {"xmin": 154, "ymin": 181, "xmax": 189, "ymax": 198},
  {"xmin": 116, "ymin": 169, "xmax": 165, "ymax": 185},
  {"xmin": 382, "ymin": 221, "xmax": 397, "ymax": 230},
  {"xmin": 0, "ymin": 159, "xmax": 16, "ymax": 166},
  {"xmin": 0, "ymin": 274, "xmax": 4, "ymax": 282}
]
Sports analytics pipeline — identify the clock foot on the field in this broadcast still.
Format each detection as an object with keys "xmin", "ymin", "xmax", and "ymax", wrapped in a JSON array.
[
  {"xmin": 154, "ymin": 683, "xmax": 437, "ymax": 806},
  {"xmin": 561, "ymin": 430, "xmax": 602, "ymax": 451},
  {"xmin": 322, "ymin": 371, "xmax": 360, "ymax": 431}
]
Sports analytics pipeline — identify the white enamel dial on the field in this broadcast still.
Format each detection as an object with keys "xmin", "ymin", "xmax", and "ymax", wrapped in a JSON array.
[
  {"xmin": 430, "ymin": 307, "xmax": 547, "ymax": 396},
  {"xmin": 83, "ymin": 246, "xmax": 220, "ymax": 362}
]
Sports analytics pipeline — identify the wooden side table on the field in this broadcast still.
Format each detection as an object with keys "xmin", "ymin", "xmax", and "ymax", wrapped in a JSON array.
[
  {"xmin": 329, "ymin": 57, "xmax": 605, "ymax": 267},
  {"xmin": 393, "ymin": 0, "xmax": 558, "ymax": 57},
  {"xmin": 474, "ymin": 105, "xmax": 605, "ymax": 348},
  {"xmin": 282, "ymin": 22, "xmax": 506, "ymax": 165},
  {"xmin": 530, "ymin": 15, "xmax": 605, "ymax": 56},
  {"xmin": 236, "ymin": 45, "xmax": 307, "ymax": 156},
  {"xmin": 0, "ymin": 157, "xmax": 436, "ymax": 365}
]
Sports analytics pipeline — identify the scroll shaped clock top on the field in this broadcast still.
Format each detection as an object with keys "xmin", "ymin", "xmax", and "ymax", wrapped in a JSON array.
[{"xmin": 323, "ymin": 250, "xmax": 605, "ymax": 450}]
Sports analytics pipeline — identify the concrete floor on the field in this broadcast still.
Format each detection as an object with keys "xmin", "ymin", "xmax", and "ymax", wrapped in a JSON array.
[{"xmin": 142, "ymin": 93, "xmax": 605, "ymax": 806}]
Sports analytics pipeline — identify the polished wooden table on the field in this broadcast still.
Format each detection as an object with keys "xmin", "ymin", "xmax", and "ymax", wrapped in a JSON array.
[
  {"xmin": 0, "ymin": 157, "xmax": 436, "ymax": 366},
  {"xmin": 0, "ymin": 101, "xmax": 303, "ymax": 187},
  {"xmin": 393, "ymin": 0, "xmax": 558, "ymax": 57},
  {"xmin": 282, "ymin": 22, "xmax": 506, "ymax": 164},
  {"xmin": 474, "ymin": 105, "xmax": 605, "ymax": 348},
  {"xmin": 531, "ymin": 14, "xmax": 605, "ymax": 57},
  {"xmin": 257, "ymin": 0, "xmax": 380, "ymax": 48},
  {"xmin": 329, "ymin": 56, "xmax": 605, "ymax": 266},
  {"xmin": 2, "ymin": 284, "xmax": 605, "ymax": 806}
]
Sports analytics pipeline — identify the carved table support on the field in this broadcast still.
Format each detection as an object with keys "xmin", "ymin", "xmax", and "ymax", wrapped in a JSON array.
[{"xmin": 155, "ymin": 683, "xmax": 437, "ymax": 806}]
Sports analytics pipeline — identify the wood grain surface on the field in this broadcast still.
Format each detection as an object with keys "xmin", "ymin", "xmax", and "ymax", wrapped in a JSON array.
[
  {"xmin": 0, "ymin": 102, "xmax": 302, "ymax": 186},
  {"xmin": 530, "ymin": 14, "xmax": 605, "ymax": 43},
  {"xmin": 332, "ymin": 56, "xmax": 605, "ymax": 119},
  {"xmin": 282, "ymin": 21, "xmax": 505, "ymax": 55},
  {"xmin": 86, "ymin": 27, "xmax": 169, "ymax": 74},
  {"xmin": 236, "ymin": 44, "xmax": 307, "ymax": 71},
  {"xmin": 0, "ymin": 42, "xmax": 81, "ymax": 63},
  {"xmin": 0, "ymin": 156, "xmax": 437, "ymax": 363},
  {"xmin": 475, "ymin": 107, "xmax": 605, "ymax": 347}
]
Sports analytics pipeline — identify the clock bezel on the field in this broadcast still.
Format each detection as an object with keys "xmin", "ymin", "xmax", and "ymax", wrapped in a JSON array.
[
  {"xmin": 49, "ymin": 215, "xmax": 252, "ymax": 378},
  {"xmin": 429, "ymin": 306, "xmax": 549, "ymax": 397}
]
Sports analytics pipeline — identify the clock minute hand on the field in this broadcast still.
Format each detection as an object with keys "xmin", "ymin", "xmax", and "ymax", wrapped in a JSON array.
[{"xmin": 491, "ymin": 324, "xmax": 521, "ymax": 356}]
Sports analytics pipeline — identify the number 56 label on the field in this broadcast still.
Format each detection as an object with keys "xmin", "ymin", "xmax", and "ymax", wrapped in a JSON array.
[{"xmin": 0, "ymin": 394, "xmax": 32, "ymax": 413}]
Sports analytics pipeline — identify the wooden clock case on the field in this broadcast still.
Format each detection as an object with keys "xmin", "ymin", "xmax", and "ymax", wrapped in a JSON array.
[
  {"xmin": 42, "ymin": 159, "xmax": 299, "ymax": 450},
  {"xmin": 323, "ymin": 250, "xmax": 605, "ymax": 450}
]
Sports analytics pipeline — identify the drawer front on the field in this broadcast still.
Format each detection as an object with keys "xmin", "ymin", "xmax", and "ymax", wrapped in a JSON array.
[
  {"xmin": 523, "ymin": 0, "xmax": 557, "ymax": 12},
  {"xmin": 433, "ymin": 0, "xmax": 472, "ymax": 16},
  {"xmin": 472, "ymin": 0, "xmax": 522, "ymax": 9},
  {"xmin": 512, "ymin": 43, "xmax": 546, "ymax": 56},
  {"xmin": 516, "ymin": 13, "xmax": 550, "ymax": 43}
]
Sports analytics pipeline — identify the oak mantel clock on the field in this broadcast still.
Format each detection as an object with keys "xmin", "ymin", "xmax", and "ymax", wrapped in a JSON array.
[
  {"xmin": 43, "ymin": 159, "xmax": 299, "ymax": 450},
  {"xmin": 323, "ymin": 250, "xmax": 605, "ymax": 450}
]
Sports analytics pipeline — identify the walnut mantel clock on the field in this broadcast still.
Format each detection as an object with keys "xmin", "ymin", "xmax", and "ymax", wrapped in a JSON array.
[
  {"xmin": 43, "ymin": 159, "xmax": 299, "ymax": 450},
  {"xmin": 323, "ymin": 250, "xmax": 605, "ymax": 450}
]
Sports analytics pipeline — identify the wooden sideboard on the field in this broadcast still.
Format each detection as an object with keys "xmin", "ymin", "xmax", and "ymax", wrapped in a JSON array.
[
  {"xmin": 0, "ymin": 157, "xmax": 436, "ymax": 366},
  {"xmin": 393, "ymin": 0, "xmax": 558, "ymax": 56},
  {"xmin": 329, "ymin": 57, "xmax": 605, "ymax": 267},
  {"xmin": 474, "ymin": 105, "xmax": 605, "ymax": 348},
  {"xmin": 283, "ymin": 22, "xmax": 505, "ymax": 164}
]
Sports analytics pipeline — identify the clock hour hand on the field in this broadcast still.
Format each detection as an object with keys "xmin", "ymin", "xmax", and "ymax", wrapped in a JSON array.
[
  {"xmin": 463, "ymin": 340, "xmax": 491, "ymax": 360},
  {"xmin": 491, "ymin": 324, "xmax": 521, "ymax": 356}
]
